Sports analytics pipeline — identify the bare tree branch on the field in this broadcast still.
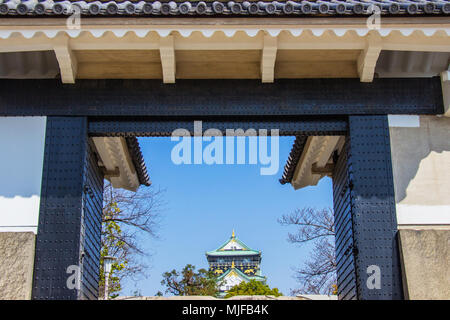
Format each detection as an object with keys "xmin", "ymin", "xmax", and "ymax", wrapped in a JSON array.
[
  {"xmin": 279, "ymin": 207, "xmax": 337, "ymax": 295},
  {"xmin": 99, "ymin": 181, "xmax": 165, "ymax": 297}
]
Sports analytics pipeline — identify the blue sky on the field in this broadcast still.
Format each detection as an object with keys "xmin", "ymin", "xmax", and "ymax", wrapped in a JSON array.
[{"xmin": 123, "ymin": 135, "xmax": 333, "ymax": 296}]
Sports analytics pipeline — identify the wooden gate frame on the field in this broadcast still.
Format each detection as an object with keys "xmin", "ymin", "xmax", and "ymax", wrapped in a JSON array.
[{"xmin": 1, "ymin": 78, "xmax": 440, "ymax": 300}]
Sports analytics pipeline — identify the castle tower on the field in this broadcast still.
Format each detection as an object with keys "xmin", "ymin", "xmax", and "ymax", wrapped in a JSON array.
[{"xmin": 206, "ymin": 230, "xmax": 266, "ymax": 295}]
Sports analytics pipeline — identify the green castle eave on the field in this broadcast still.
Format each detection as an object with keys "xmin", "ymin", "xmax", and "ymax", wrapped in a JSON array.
[
  {"xmin": 206, "ymin": 250, "xmax": 260, "ymax": 256},
  {"xmin": 217, "ymin": 266, "xmax": 266, "ymax": 283},
  {"xmin": 206, "ymin": 232, "xmax": 261, "ymax": 257}
]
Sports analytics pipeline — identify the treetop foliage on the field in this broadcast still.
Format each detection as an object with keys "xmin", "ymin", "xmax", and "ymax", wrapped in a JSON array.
[
  {"xmin": 161, "ymin": 264, "xmax": 221, "ymax": 297},
  {"xmin": 225, "ymin": 280, "xmax": 282, "ymax": 298}
]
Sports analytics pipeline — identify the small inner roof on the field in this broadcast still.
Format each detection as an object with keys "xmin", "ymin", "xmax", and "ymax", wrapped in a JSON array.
[
  {"xmin": 217, "ymin": 266, "xmax": 266, "ymax": 282},
  {"xmin": 92, "ymin": 136, "xmax": 150, "ymax": 191},
  {"xmin": 281, "ymin": 135, "xmax": 344, "ymax": 190},
  {"xmin": 0, "ymin": 0, "xmax": 448, "ymax": 17},
  {"xmin": 125, "ymin": 137, "xmax": 151, "ymax": 187}
]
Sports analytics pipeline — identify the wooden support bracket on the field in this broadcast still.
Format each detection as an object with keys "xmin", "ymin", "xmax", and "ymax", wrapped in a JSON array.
[
  {"xmin": 160, "ymin": 35, "xmax": 176, "ymax": 84},
  {"xmin": 261, "ymin": 34, "xmax": 278, "ymax": 83},
  {"xmin": 53, "ymin": 34, "xmax": 77, "ymax": 84}
]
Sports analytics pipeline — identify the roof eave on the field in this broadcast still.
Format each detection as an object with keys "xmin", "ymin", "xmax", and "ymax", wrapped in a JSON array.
[
  {"xmin": 125, "ymin": 137, "xmax": 151, "ymax": 187},
  {"xmin": 206, "ymin": 251, "xmax": 260, "ymax": 256},
  {"xmin": 0, "ymin": 1, "xmax": 449, "ymax": 19},
  {"xmin": 92, "ymin": 136, "xmax": 150, "ymax": 191},
  {"xmin": 281, "ymin": 135, "xmax": 344, "ymax": 190}
]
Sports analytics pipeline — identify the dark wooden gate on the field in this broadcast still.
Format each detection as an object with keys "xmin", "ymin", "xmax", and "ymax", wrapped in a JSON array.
[
  {"xmin": 32, "ymin": 117, "xmax": 104, "ymax": 300},
  {"xmin": 7, "ymin": 78, "xmax": 435, "ymax": 300},
  {"xmin": 332, "ymin": 138, "xmax": 358, "ymax": 300}
]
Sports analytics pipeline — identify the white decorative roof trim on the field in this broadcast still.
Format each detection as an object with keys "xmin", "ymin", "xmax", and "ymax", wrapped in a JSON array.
[
  {"xmin": 92, "ymin": 137, "xmax": 140, "ymax": 192},
  {"xmin": 291, "ymin": 136, "xmax": 342, "ymax": 190},
  {"xmin": 0, "ymin": 27, "xmax": 449, "ymax": 39}
]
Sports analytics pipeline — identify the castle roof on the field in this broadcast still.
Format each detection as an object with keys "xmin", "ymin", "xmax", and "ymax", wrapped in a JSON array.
[
  {"xmin": 217, "ymin": 263, "xmax": 266, "ymax": 283},
  {"xmin": 0, "ymin": 1, "xmax": 448, "ymax": 17},
  {"xmin": 206, "ymin": 230, "xmax": 261, "ymax": 257}
]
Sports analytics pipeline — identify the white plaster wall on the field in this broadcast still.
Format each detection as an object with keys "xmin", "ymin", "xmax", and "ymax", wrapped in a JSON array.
[
  {"xmin": 0, "ymin": 117, "xmax": 46, "ymax": 234},
  {"xmin": 388, "ymin": 115, "xmax": 450, "ymax": 226},
  {"xmin": 220, "ymin": 273, "xmax": 244, "ymax": 291},
  {"xmin": 221, "ymin": 240, "xmax": 244, "ymax": 251}
]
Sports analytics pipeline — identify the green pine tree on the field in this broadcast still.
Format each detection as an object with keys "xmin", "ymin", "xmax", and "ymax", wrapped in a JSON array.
[{"xmin": 225, "ymin": 280, "xmax": 282, "ymax": 298}]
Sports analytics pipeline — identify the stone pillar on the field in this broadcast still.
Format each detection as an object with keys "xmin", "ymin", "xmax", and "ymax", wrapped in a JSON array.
[
  {"xmin": 398, "ymin": 229, "xmax": 450, "ymax": 300},
  {"xmin": 0, "ymin": 232, "xmax": 35, "ymax": 299},
  {"xmin": 389, "ymin": 115, "xmax": 450, "ymax": 299}
]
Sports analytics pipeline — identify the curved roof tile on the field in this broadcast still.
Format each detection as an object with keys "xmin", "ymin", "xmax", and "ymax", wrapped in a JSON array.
[
  {"xmin": 125, "ymin": 136, "xmax": 151, "ymax": 187},
  {"xmin": 0, "ymin": 0, "xmax": 448, "ymax": 17}
]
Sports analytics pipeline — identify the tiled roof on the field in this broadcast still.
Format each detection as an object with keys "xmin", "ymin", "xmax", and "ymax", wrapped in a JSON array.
[
  {"xmin": 125, "ymin": 136, "xmax": 151, "ymax": 187},
  {"xmin": 279, "ymin": 135, "xmax": 306, "ymax": 185},
  {"xmin": 217, "ymin": 266, "xmax": 265, "ymax": 282},
  {"xmin": 206, "ymin": 234, "xmax": 261, "ymax": 256},
  {"xmin": 0, "ymin": 0, "xmax": 449, "ymax": 17},
  {"xmin": 206, "ymin": 250, "xmax": 261, "ymax": 256}
]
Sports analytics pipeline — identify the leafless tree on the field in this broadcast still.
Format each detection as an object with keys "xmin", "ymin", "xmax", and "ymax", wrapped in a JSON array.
[
  {"xmin": 278, "ymin": 207, "xmax": 337, "ymax": 295},
  {"xmin": 99, "ymin": 181, "xmax": 165, "ymax": 297}
]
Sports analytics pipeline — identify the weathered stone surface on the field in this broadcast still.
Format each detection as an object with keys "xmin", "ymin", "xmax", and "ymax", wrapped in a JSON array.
[
  {"xmin": 0, "ymin": 232, "xmax": 35, "ymax": 300},
  {"xmin": 399, "ymin": 229, "xmax": 450, "ymax": 300}
]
